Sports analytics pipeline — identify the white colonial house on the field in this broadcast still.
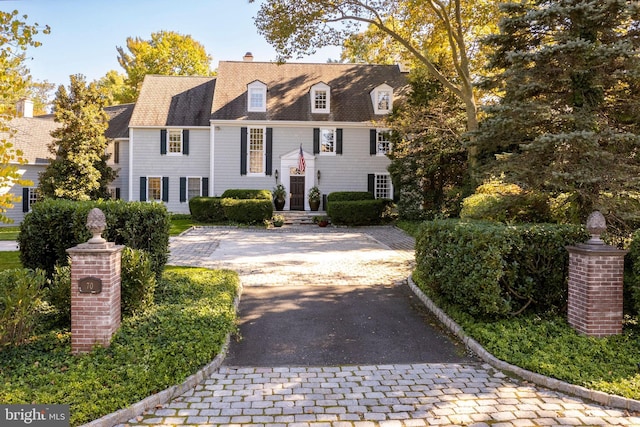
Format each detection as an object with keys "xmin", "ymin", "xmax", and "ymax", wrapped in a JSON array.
[{"xmin": 4, "ymin": 57, "xmax": 409, "ymax": 224}]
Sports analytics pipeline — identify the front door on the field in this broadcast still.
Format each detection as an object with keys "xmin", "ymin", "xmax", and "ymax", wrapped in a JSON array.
[{"xmin": 290, "ymin": 176, "xmax": 305, "ymax": 210}]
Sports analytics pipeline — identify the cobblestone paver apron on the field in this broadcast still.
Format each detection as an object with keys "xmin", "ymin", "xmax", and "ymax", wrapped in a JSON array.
[{"xmin": 119, "ymin": 226, "xmax": 640, "ymax": 426}]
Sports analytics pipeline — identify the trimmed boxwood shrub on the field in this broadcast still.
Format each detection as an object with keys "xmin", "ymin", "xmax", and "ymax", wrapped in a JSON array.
[
  {"xmin": 327, "ymin": 199, "xmax": 391, "ymax": 226},
  {"xmin": 415, "ymin": 219, "xmax": 587, "ymax": 318},
  {"xmin": 19, "ymin": 199, "xmax": 169, "ymax": 279},
  {"xmin": 221, "ymin": 198, "xmax": 273, "ymax": 224},
  {"xmin": 189, "ymin": 197, "xmax": 226, "ymax": 222},
  {"xmin": 327, "ymin": 191, "xmax": 374, "ymax": 202},
  {"xmin": 221, "ymin": 189, "xmax": 272, "ymax": 200}
]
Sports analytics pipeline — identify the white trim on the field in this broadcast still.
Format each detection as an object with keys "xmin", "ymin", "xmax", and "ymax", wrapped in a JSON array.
[
  {"xmin": 247, "ymin": 126, "xmax": 266, "ymax": 176},
  {"xmin": 128, "ymin": 128, "xmax": 134, "ymax": 201},
  {"xmin": 247, "ymin": 81, "xmax": 267, "ymax": 112},
  {"xmin": 210, "ymin": 120, "xmax": 374, "ymax": 129},
  {"xmin": 147, "ymin": 176, "xmax": 163, "ymax": 201},
  {"xmin": 210, "ymin": 124, "xmax": 215, "ymax": 196},
  {"xmin": 371, "ymin": 83, "xmax": 393, "ymax": 115},
  {"xmin": 310, "ymin": 82, "xmax": 330, "ymax": 114},
  {"xmin": 318, "ymin": 127, "xmax": 337, "ymax": 156},
  {"xmin": 280, "ymin": 148, "xmax": 316, "ymax": 211}
]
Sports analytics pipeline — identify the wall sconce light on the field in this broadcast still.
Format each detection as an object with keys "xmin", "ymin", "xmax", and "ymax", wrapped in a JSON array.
[
  {"xmin": 275, "ymin": 169, "xmax": 279, "ymax": 181},
  {"xmin": 317, "ymin": 170, "xmax": 321, "ymax": 182}
]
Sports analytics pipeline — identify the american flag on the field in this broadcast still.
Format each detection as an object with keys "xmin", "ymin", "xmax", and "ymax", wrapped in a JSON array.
[{"xmin": 298, "ymin": 145, "xmax": 306, "ymax": 172}]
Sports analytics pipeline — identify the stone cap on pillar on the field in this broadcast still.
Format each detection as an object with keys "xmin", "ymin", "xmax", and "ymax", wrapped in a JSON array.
[{"xmin": 66, "ymin": 208, "xmax": 124, "ymax": 253}]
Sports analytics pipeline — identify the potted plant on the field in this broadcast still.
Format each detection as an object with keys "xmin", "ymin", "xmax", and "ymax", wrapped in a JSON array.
[
  {"xmin": 308, "ymin": 186, "xmax": 321, "ymax": 211},
  {"xmin": 272, "ymin": 184, "xmax": 286, "ymax": 211},
  {"xmin": 272, "ymin": 214, "xmax": 285, "ymax": 227},
  {"xmin": 313, "ymin": 215, "xmax": 330, "ymax": 227}
]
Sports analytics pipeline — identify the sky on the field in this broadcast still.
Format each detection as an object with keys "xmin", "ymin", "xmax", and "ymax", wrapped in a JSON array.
[{"xmin": 4, "ymin": 0, "xmax": 343, "ymax": 89}]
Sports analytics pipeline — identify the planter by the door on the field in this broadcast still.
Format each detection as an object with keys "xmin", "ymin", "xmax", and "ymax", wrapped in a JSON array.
[
  {"xmin": 274, "ymin": 198, "xmax": 285, "ymax": 211},
  {"xmin": 309, "ymin": 199, "xmax": 320, "ymax": 211}
]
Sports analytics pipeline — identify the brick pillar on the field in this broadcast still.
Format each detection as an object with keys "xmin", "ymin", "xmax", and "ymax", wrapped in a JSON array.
[
  {"xmin": 67, "ymin": 242, "xmax": 124, "ymax": 354},
  {"xmin": 67, "ymin": 208, "xmax": 124, "ymax": 354},
  {"xmin": 566, "ymin": 244, "xmax": 626, "ymax": 337}
]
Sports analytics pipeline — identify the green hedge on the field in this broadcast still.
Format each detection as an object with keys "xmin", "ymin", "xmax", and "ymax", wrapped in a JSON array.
[
  {"xmin": 625, "ymin": 230, "xmax": 640, "ymax": 316},
  {"xmin": 18, "ymin": 199, "xmax": 169, "ymax": 279},
  {"xmin": 221, "ymin": 189, "xmax": 272, "ymax": 200},
  {"xmin": 327, "ymin": 199, "xmax": 391, "ymax": 226},
  {"xmin": 221, "ymin": 198, "xmax": 273, "ymax": 224},
  {"xmin": 327, "ymin": 191, "xmax": 374, "ymax": 202},
  {"xmin": 415, "ymin": 219, "xmax": 587, "ymax": 318},
  {"xmin": 189, "ymin": 197, "xmax": 226, "ymax": 222}
]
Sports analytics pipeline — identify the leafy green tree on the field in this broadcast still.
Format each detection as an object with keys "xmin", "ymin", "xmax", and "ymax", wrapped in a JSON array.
[
  {"xmin": 39, "ymin": 75, "xmax": 116, "ymax": 201},
  {"xmin": 0, "ymin": 10, "xmax": 49, "ymax": 222},
  {"xmin": 387, "ymin": 68, "xmax": 469, "ymax": 219},
  {"xmin": 116, "ymin": 30, "xmax": 214, "ymax": 101},
  {"xmin": 252, "ymin": 0, "xmax": 499, "ymax": 137},
  {"xmin": 471, "ymin": 0, "xmax": 640, "ymax": 228},
  {"xmin": 94, "ymin": 70, "xmax": 135, "ymax": 105}
]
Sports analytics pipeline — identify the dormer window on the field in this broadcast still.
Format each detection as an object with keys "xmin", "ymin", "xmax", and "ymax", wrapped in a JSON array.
[
  {"xmin": 310, "ymin": 83, "xmax": 330, "ymax": 114},
  {"xmin": 248, "ymin": 81, "xmax": 267, "ymax": 112},
  {"xmin": 372, "ymin": 84, "xmax": 393, "ymax": 115}
]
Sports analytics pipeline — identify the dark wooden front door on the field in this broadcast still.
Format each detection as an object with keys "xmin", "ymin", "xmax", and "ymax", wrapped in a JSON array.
[{"xmin": 290, "ymin": 176, "xmax": 305, "ymax": 210}]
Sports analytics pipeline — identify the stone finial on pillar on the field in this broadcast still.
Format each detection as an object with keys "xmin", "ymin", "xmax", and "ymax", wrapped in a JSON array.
[
  {"xmin": 566, "ymin": 211, "xmax": 627, "ymax": 337},
  {"xmin": 586, "ymin": 210, "xmax": 606, "ymax": 245},
  {"xmin": 86, "ymin": 207, "xmax": 107, "ymax": 245}
]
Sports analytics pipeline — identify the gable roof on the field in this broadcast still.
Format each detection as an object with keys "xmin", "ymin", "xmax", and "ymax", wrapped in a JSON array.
[
  {"xmin": 4, "ymin": 103, "xmax": 136, "ymax": 165},
  {"xmin": 211, "ymin": 61, "xmax": 409, "ymax": 122},
  {"xmin": 129, "ymin": 75, "xmax": 216, "ymax": 127}
]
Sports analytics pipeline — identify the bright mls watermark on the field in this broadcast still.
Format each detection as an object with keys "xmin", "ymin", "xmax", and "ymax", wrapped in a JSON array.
[{"xmin": 1, "ymin": 405, "xmax": 69, "ymax": 427}]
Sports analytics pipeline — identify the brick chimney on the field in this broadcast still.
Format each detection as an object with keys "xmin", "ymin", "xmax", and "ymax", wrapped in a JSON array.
[
  {"xmin": 16, "ymin": 99, "xmax": 33, "ymax": 118},
  {"xmin": 243, "ymin": 52, "xmax": 254, "ymax": 62}
]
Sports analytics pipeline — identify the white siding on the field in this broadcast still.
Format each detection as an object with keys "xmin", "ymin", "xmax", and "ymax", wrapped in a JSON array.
[
  {"xmin": 213, "ymin": 124, "xmax": 391, "ymax": 203},
  {"xmin": 108, "ymin": 139, "xmax": 129, "ymax": 201},
  {"xmin": 0, "ymin": 164, "xmax": 46, "ymax": 226},
  {"xmin": 131, "ymin": 128, "xmax": 211, "ymax": 214}
]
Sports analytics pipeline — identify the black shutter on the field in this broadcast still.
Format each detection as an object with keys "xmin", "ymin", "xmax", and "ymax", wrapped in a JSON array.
[
  {"xmin": 180, "ymin": 177, "xmax": 187, "ymax": 202},
  {"xmin": 115, "ymin": 188, "xmax": 121, "ymax": 200},
  {"xmin": 160, "ymin": 130, "xmax": 167, "ymax": 154},
  {"xmin": 240, "ymin": 127, "xmax": 248, "ymax": 175},
  {"xmin": 266, "ymin": 128, "xmax": 273, "ymax": 176},
  {"xmin": 336, "ymin": 129, "xmax": 343, "ymax": 155},
  {"xmin": 140, "ymin": 177, "xmax": 147, "ymax": 201},
  {"xmin": 162, "ymin": 177, "xmax": 169, "ymax": 202},
  {"xmin": 368, "ymin": 174, "xmax": 375, "ymax": 197},
  {"xmin": 22, "ymin": 188, "xmax": 29, "ymax": 212},
  {"xmin": 183, "ymin": 129, "xmax": 189, "ymax": 155},
  {"xmin": 370, "ymin": 129, "xmax": 377, "ymax": 155},
  {"xmin": 202, "ymin": 178, "xmax": 209, "ymax": 197},
  {"xmin": 313, "ymin": 128, "xmax": 320, "ymax": 154}
]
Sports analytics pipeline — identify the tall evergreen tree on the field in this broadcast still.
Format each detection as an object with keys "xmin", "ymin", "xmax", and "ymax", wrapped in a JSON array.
[
  {"xmin": 39, "ymin": 74, "xmax": 116, "ymax": 201},
  {"xmin": 471, "ymin": 0, "xmax": 640, "ymax": 226},
  {"xmin": 387, "ymin": 68, "xmax": 469, "ymax": 220}
]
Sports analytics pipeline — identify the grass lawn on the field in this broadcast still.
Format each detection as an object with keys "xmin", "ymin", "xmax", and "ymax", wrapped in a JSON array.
[
  {"xmin": 0, "ymin": 266, "xmax": 240, "ymax": 427},
  {"xmin": 0, "ymin": 251, "xmax": 21, "ymax": 269},
  {"xmin": 0, "ymin": 226, "xmax": 19, "ymax": 241}
]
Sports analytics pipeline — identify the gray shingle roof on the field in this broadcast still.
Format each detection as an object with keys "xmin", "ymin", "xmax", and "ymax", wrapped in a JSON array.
[
  {"xmin": 4, "ymin": 103, "xmax": 136, "ymax": 164},
  {"xmin": 129, "ymin": 75, "xmax": 216, "ymax": 127},
  {"xmin": 211, "ymin": 61, "xmax": 409, "ymax": 122}
]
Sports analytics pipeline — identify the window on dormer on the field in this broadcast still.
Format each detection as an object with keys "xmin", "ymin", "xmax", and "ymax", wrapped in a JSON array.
[
  {"xmin": 311, "ymin": 83, "xmax": 330, "ymax": 113},
  {"xmin": 248, "ymin": 81, "xmax": 267, "ymax": 112},
  {"xmin": 372, "ymin": 84, "xmax": 393, "ymax": 115}
]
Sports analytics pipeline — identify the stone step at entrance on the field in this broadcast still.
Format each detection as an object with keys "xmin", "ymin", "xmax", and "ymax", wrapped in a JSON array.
[{"xmin": 276, "ymin": 210, "xmax": 325, "ymax": 225}]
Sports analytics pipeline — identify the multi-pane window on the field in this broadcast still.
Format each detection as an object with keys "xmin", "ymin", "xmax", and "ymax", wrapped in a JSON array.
[
  {"xmin": 311, "ymin": 83, "xmax": 330, "ymax": 113},
  {"xmin": 320, "ymin": 128, "xmax": 335, "ymax": 154},
  {"xmin": 168, "ymin": 129, "xmax": 182, "ymax": 154},
  {"xmin": 148, "ymin": 177, "xmax": 162, "ymax": 201},
  {"xmin": 375, "ymin": 174, "xmax": 393, "ymax": 199},
  {"xmin": 28, "ymin": 188, "xmax": 39, "ymax": 207},
  {"xmin": 188, "ymin": 177, "xmax": 201, "ymax": 200},
  {"xmin": 377, "ymin": 130, "xmax": 391, "ymax": 155},
  {"xmin": 249, "ymin": 88, "xmax": 264, "ymax": 110},
  {"xmin": 249, "ymin": 127, "xmax": 265, "ymax": 174},
  {"xmin": 377, "ymin": 90, "xmax": 391, "ymax": 111},
  {"xmin": 314, "ymin": 90, "xmax": 327, "ymax": 110}
]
